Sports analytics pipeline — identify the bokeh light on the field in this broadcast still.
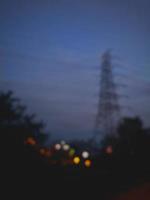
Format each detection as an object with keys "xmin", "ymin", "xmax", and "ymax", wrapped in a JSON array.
[
  {"xmin": 73, "ymin": 156, "xmax": 80, "ymax": 165},
  {"xmin": 84, "ymin": 159, "xmax": 91, "ymax": 167},
  {"xmin": 25, "ymin": 137, "xmax": 36, "ymax": 146},
  {"xmin": 69, "ymin": 148, "xmax": 75, "ymax": 157},
  {"xmin": 63, "ymin": 144, "xmax": 70, "ymax": 151},
  {"xmin": 45, "ymin": 149, "xmax": 51, "ymax": 157},
  {"xmin": 55, "ymin": 143, "xmax": 61, "ymax": 150},
  {"xmin": 106, "ymin": 145, "xmax": 113, "ymax": 154},
  {"xmin": 82, "ymin": 151, "xmax": 89, "ymax": 159},
  {"xmin": 39, "ymin": 148, "xmax": 46, "ymax": 155}
]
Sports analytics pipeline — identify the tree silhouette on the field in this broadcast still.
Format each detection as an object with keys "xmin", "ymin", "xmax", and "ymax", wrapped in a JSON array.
[
  {"xmin": 117, "ymin": 117, "xmax": 150, "ymax": 158},
  {"xmin": 0, "ymin": 90, "xmax": 50, "ymax": 187},
  {"xmin": 0, "ymin": 90, "xmax": 48, "ymax": 144},
  {"xmin": 100, "ymin": 116, "xmax": 150, "ymax": 182}
]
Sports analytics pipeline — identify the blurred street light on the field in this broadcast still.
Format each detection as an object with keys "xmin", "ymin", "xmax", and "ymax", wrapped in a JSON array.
[
  {"xmin": 73, "ymin": 156, "xmax": 80, "ymax": 165},
  {"xmin": 84, "ymin": 159, "xmax": 91, "ymax": 167},
  {"xmin": 106, "ymin": 145, "xmax": 113, "ymax": 154},
  {"xmin": 69, "ymin": 148, "xmax": 75, "ymax": 157},
  {"xmin": 25, "ymin": 137, "xmax": 36, "ymax": 146},
  {"xmin": 82, "ymin": 151, "xmax": 89, "ymax": 159},
  {"xmin": 55, "ymin": 143, "xmax": 61, "ymax": 150},
  {"xmin": 63, "ymin": 144, "xmax": 70, "ymax": 151}
]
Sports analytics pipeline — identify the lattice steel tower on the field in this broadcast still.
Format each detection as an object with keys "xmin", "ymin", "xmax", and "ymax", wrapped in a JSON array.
[{"xmin": 94, "ymin": 50, "xmax": 120, "ymax": 141}]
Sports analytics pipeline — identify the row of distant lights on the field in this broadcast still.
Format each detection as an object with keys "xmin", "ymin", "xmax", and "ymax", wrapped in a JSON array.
[
  {"xmin": 25, "ymin": 137, "xmax": 112, "ymax": 168},
  {"xmin": 54, "ymin": 141, "xmax": 91, "ymax": 167}
]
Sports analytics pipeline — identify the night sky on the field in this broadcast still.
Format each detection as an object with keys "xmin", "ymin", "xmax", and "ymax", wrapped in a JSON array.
[{"xmin": 1, "ymin": 0, "xmax": 150, "ymax": 140}]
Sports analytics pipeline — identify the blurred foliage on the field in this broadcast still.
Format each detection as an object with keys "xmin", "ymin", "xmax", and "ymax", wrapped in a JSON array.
[
  {"xmin": 0, "ymin": 90, "xmax": 48, "ymax": 146},
  {"xmin": 100, "ymin": 117, "xmax": 150, "ymax": 178}
]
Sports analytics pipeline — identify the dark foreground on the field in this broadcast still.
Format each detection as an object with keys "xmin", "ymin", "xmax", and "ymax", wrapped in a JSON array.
[{"xmin": 2, "ymin": 144, "xmax": 150, "ymax": 200}]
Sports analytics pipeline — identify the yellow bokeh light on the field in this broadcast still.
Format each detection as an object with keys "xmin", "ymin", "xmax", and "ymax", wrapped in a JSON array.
[
  {"xmin": 84, "ymin": 159, "xmax": 91, "ymax": 167},
  {"xmin": 73, "ymin": 156, "xmax": 80, "ymax": 165}
]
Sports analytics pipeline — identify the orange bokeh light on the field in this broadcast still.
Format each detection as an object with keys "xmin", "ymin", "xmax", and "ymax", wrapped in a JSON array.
[
  {"xmin": 25, "ymin": 137, "xmax": 36, "ymax": 146},
  {"xmin": 45, "ymin": 150, "xmax": 51, "ymax": 157},
  {"xmin": 39, "ymin": 148, "xmax": 46, "ymax": 155},
  {"xmin": 84, "ymin": 159, "xmax": 91, "ymax": 167},
  {"xmin": 39, "ymin": 148, "xmax": 51, "ymax": 157}
]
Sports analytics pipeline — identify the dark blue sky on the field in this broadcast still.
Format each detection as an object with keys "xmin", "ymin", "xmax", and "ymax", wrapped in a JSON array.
[{"xmin": 1, "ymin": 0, "xmax": 150, "ymax": 140}]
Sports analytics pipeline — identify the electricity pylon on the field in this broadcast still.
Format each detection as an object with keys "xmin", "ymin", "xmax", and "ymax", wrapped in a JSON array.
[{"xmin": 94, "ymin": 50, "xmax": 121, "ymax": 142}]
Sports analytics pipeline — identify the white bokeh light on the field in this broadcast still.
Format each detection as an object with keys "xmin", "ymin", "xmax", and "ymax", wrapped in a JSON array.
[
  {"xmin": 55, "ymin": 143, "xmax": 61, "ymax": 150},
  {"xmin": 82, "ymin": 151, "xmax": 89, "ymax": 159},
  {"xmin": 63, "ymin": 144, "xmax": 70, "ymax": 151}
]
